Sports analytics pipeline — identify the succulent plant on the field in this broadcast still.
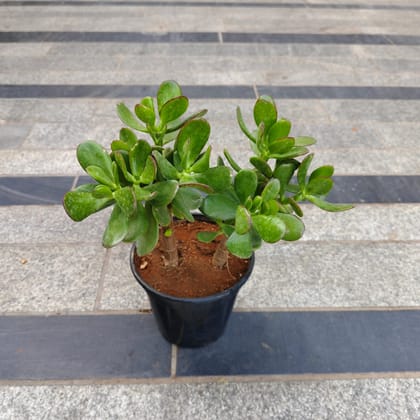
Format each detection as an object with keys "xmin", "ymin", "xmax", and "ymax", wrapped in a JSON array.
[{"xmin": 63, "ymin": 81, "xmax": 353, "ymax": 271}]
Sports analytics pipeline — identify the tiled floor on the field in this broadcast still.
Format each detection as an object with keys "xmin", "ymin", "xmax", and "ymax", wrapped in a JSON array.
[{"xmin": 1, "ymin": 0, "xmax": 420, "ymax": 419}]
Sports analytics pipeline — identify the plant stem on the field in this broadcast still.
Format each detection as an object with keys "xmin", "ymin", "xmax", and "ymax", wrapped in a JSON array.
[
  {"xmin": 212, "ymin": 235, "xmax": 228, "ymax": 269},
  {"xmin": 162, "ymin": 220, "xmax": 179, "ymax": 268}
]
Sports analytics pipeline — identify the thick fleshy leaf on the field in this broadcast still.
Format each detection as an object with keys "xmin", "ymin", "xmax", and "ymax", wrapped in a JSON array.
[
  {"xmin": 196, "ymin": 166, "xmax": 231, "ymax": 193},
  {"xmin": 140, "ymin": 156, "xmax": 157, "ymax": 184},
  {"xmin": 159, "ymin": 96, "xmax": 189, "ymax": 124},
  {"xmin": 287, "ymin": 197, "xmax": 303, "ymax": 217},
  {"xmin": 152, "ymin": 205, "xmax": 171, "ymax": 226},
  {"xmin": 63, "ymin": 184, "xmax": 113, "ymax": 221},
  {"xmin": 119, "ymin": 128, "xmax": 138, "ymax": 148},
  {"xmin": 235, "ymin": 206, "xmax": 251, "ymax": 235},
  {"xmin": 306, "ymin": 195, "xmax": 354, "ymax": 212},
  {"xmin": 124, "ymin": 203, "xmax": 148, "ymax": 242},
  {"xmin": 166, "ymin": 109, "xmax": 208, "ymax": 133},
  {"xmin": 202, "ymin": 193, "xmax": 239, "ymax": 221},
  {"xmin": 92, "ymin": 184, "xmax": 113, "ymax": 199},
  {"xmin": 226, "ymin": 231, "xmax": 253, "ymax": 259},
  {"xmin": 234, "ymin": 170, "xmax": 258, "ymax": 203},
  {"xmin": 189, "ymin": 146, "xmax": 211, "ymax": 173},
  {"xmin": 129, "ymin": 140, "xmax": 152, "ymax": 179},
  {"xmin": 86, "ymin": 165, "xmax": 116, "ymax": 189},
  {"xmin": 102, "ymin": 205, "xmax": 128, "ymax": 247},
  {"xmin": 253, "ymin": 96, "xmax": 277, "ymax": 130},
  {"xmin": 297, "ymin": 153, "xmax": 314, "ymax": 188},
  {"xmin": 113, "ymin": 186, "xmax": 136, "ymax": 217},
  {"xmin": 145, "ymin": 180, "xmax": 179, "ymax": 207},
  {"xmin": 252, "ymin": 215, "xmax": 285, "ymax": 243},
  {"xmin": 116, "ymin": 103, "xmax": 146, "ymax": 132},
  {"xmin": 157, "ymin": 80, "xmax": 182, "ymax": 111},
  {"xmin": 113, "ymin": 151, "xmax": 136, "ymax": 183},
  {"xmin": 261, "ymin": 178, "xmax": 280, "ymax": 202},
  {"xmin": 306, "ymin": 178, "xmax": 334, "ymax": 196},
  {"xmin": 268, "ymin": 137, "xmax": 294, "ymax": 155},
  {"xmin": 135, "ymin": 204, "xmax": 159, "ymax": 256},
  {"xmin": 111, "ymin": 140, "xmax": 131, "ymax": 152},
  {"xmin": 77, "ymin": 141, "xmax": 113, "ymax": 178},
  {"xmin": 273, "ymin": 160, "xmax": 299, "ymax": 193},
  {"xmin": 270, "ymin": 146, "xmax": 309, "ymax": 160},
  {"xmin": 276, "ymin": 213, "xmax": 305, "ymax": 241},
  {"xmin": 251, "ymin": 195, "xmax": 263, "ymax": 213},
  {"xmin": 294, "ymin": 136, "xmax": 317, "ymax": 147},
  {"xmin": 135, "ymin": 102, "xmax": 155, "ymax": 125},
  {"xmin": 172, "ymin": 187, "xmax": 203, "ymax": 222},
  {"xmin": 262, "ymin": 199, "xmax": 279, "ymax": 215},
  {"xmin": 133, "ymin": 185, "xmax": 156, "ymax": 201},
  {"xmin": 309, "ymin": 165, "xmax": 334, "ymax": 183},
  {"xmin": 223, "ymin": 149, "xmax": 241, "ymax": 172},
  {"xmin": 268, "ymin": 119, "xmax": 291, "ymax": 143},
  {"xmin": 197, "ymin": 231, "xmax": 220, "ymax": 243},
  {"xmin": 175, "ymin": 119, "xmax": 210, "ymax": 168},
  {"xmin": 236, "ymin": 106, "xmax": 256, "ymax": 143},
  {"xmin": 153, "ymin": 150, "xmax": 179, "ymax": 180},
  {"xmin": 249, "ymin": 157, "xmax": 272, "ymax": 178}
]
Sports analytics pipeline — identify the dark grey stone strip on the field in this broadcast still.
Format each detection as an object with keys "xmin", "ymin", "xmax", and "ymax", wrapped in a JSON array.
[
  {"xmin": 177, "ymin": 311, "xmax": 420, "ymax": 376},
  {"xmin": 0, "ymin": 315, "xmax": 171, "ymax": 380},
  {"xmin": 2, "ymin": 176, "xmax": 420, "ymax": 206},
  {"xmin": 0, "ymin": 31, "xmax": 217, "ymax": 43},
  {"xmin": 257, "ymin": 86, "xmax": 420, "ymax": 100},
  {"xmin": 0, "ymin": 84, "xmax": 255, "ymax": 99},
  {"xmin": 1, "ymin": 32, "xmax": 420, "ymax": 45},
  {"xmin": 1, "ymin": 1, "xmax": 419, "ymax": 11}
]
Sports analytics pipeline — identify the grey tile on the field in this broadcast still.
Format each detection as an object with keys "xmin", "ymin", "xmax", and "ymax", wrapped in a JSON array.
[
  {"xmin": 0, "ymin": 244, "xmax": 105, "ymax": 312},
  {"xmin": 0, "ymin": 314, "xmax": 171, "ymax": 380},
  {"xmin": 237, "ymin": 242, "xmax": 420, "ymax": 308},
  {"xmin": 0, "ymin": 123, "xmax": 31, "ymax": 148},
  {"xmin": 0, "ymin": 379, "xmax": 417, "ymax": 420}
]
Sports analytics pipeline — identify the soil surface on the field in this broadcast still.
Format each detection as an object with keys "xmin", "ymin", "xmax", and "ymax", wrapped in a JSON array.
[{"xmin": 133, "ymin": 220, "xmax": 251, "ymax": 298}]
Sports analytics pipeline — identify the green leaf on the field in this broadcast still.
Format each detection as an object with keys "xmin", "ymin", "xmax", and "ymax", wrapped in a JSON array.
[
  {"xmin": 262, "ymin": 199, "xmax": 279, "ymax": 215},
  {"xmin": 133, "ymin": 185, "xmax": 156, "ymax": 201},
  {"xmin": 172, "ymin": 187, "xmax": 203, "ymax": 222},
  {"xmin": 306, "ymin": 178, "xmax": 334, "ymax": 196},
  {"xmin": 135, "ymin": 204, "xmax": 159, "ymax": 256},
  {"xmin": 159, "ymin": 96, "xmax": 189, "ymax": 125},
  {"xmin": 113, "ymin": 151, "xmax": 136, "ymax": 183},
  {"xmin": 152, "ymin": 205, "xmax": 171, "ymax": 226},
  {"xmin": 92, "ymin": 184, "xmax": 113, "ymax": 199},
  {"xmin": 252, "ymin": 215, "xmax": 285, "ymax": 243},
  {"xmin": 166, "ymin": 109, "xmax": 208, "ymax": 133},
  {"xmin": 268, "ymin": 137, "xmax": 295, "ymax": 155},
  {"xmin": 235, "ymin": 206, "xmax": 251, "ymax": 235},
  {"xmin": 270, "ymin": 146, "xmax": 309, "ymax": 160},
  {"xmin": 234, "ymin": 170, "xmax": 258, "ymax": 203},
  {"xmin": 63, "ymin": 184, "xmax": 113, "ymax": 221},
  {"xmin": 273, "ymin": 160, "xmax": 299, "ymax": 190},
  {"xmin": 251, "ymin": 195, "xmax": 263, "ymax": 213},
  {"xmin": 287, "ymin": 197, "xmax": 303, "ymax": 217},
  {"xmin": 306, "ymin": 195, "xmax": 354, "ymax": 212},
  {"xmin": 129, "ymin": 140, "xmax": 152, "ymax": 179},
  {"xmin": 113, "ymin": 186, "xmax": 136, "ymax": 217},
  {"xmin": 253, "ymin": 96, "xmax": 277, "ymax": 130},
  {"xmin": 236, "ymin": 106, "xmax": 256, "ymax": 143},
  {"xmin": 197, "ymin": 231, "xmax": 219, "ymax": 243},
  {"xmin": 124, "ymin": 204, "xmax": 148, "ymax": 242},
  {"xmin": 119, "ymin": 128, "xmax": 138, "ymax": 148},
  {"xmin": 276, "ymin": 213, "xmax": 305, "ymax": 241},
  {"xmin": 111, "ymin": 140, "xmax": 131, "ymax": 152},
  {"xmin": 249, "ymin": 157, "xmax": 273, "ymax": 178},
  {"xmin": 86, "ymin": 165, "xmax": 116, "ymax": 189},
  {"xmin": 261, "ymin": 178, "xmax": 280, "ymax": 202},
  {"xmin": 135, "ymin": 102, "xmax": 155, "ymax": 125},
  {"xmin": 223, "ymin": 149, "xmax": 242, "ymax": 172},
  {"xmin": 175, "ymin": 119, "xmax": 210, "ymax": 168},
  {"xmin": 202, "ymin": 193, "xmax": 239, "ymax": 221},
  {"xmin": 102, "ymin": 205, "xmax": 128, "ymax": 247},
  {"xmin": 297, "ymin": 153, "xmax": 314, "ymax": 188},
  {"xmin": 294, "ymin": 136, "xmax": 317, "ymax": 147},
  {"xmin": 226, "ymin": 231, "xmax": 253, "ymax": 259},
  {"xmin": 189, "ymin": 146, "xmax": 211, "ymax": 173},
  {"xmin": 140, "ymin": 156, "xmax": 157, "ymax": 184},
  {"xmin": 157, "ymin": 80, "xmax": 183, "ymax": 111},
  {"xmin": 77, "ymin": 141, "xmax": 113, "ymax": 179},
  {"xmin": 153, "ymin": 150, "xmax": 180, "ymax": 180},
  {"xmin": 309, "ymin": 165, "xmax": 334, "ymax": 183},
  {"xmin": 268, "ymin": 119, "xmax": 291, "ymax": 143},
  {"xmin": 116, "ymin": 103, "xmax": 146, "ymax": 132},
  {"xmin": 145, "ymin": 180, "xmax": 179, "ymax": 207},
  {"xmin": 196, "ymin": 166, "xmax": 231, "ymax": 193}
]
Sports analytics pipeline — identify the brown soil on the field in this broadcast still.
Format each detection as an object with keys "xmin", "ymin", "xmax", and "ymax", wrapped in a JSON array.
[{"xmin": 133, "ymin": 220, "xmax": 251, "ymax": 298}]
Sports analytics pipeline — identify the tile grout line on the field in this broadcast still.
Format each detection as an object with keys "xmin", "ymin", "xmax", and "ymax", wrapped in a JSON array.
[
  {"xmin": 93, "ymin": 248, "xmax": 111, "ymax": 311},
  {"xmin": 218, "ymin": 32, "xmax": 223, "ymax": 44},
  {"xmin": 71, "ymin": 175, "xmax": 79, "ymax": 190},
  {"xmin": 171, "ymin": 345, "xmax": 178, "ymax": 378},
  {"xmin": 253, "ymin": 85, "xmax": 259, "ymax": 98}
]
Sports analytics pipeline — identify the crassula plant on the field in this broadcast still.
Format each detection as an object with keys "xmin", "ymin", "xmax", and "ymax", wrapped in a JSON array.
[{"xmin": 63, "ymin": 81, "xmax": 352, "ymax": 274}]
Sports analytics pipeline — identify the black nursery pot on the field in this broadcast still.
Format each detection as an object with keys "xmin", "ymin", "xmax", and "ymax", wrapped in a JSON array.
[{"xmin": 130, "ymin": 244, "xmax": 255, "ymax": 348}]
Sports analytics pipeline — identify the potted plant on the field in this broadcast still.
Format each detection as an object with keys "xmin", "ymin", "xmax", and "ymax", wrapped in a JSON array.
[{"xmin": 63, "ymin": 80, "xmax": 353, "ymax": 347}]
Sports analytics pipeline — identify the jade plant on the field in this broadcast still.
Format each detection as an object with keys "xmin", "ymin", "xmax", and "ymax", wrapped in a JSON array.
[{"xmin": 63, "ymin": 80, "xmax": 352, "ymax": 272}]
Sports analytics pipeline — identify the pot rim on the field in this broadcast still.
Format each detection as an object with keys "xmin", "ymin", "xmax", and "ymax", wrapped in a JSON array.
[{"xmin": 129, "ymin": 243, "xmax": 255, "ymax": 304}]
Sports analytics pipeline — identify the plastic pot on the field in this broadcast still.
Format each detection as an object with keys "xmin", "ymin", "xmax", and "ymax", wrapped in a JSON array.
[{"xmin": 130, "ymin": 244, "xmax": 254, "ymax": 347}]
